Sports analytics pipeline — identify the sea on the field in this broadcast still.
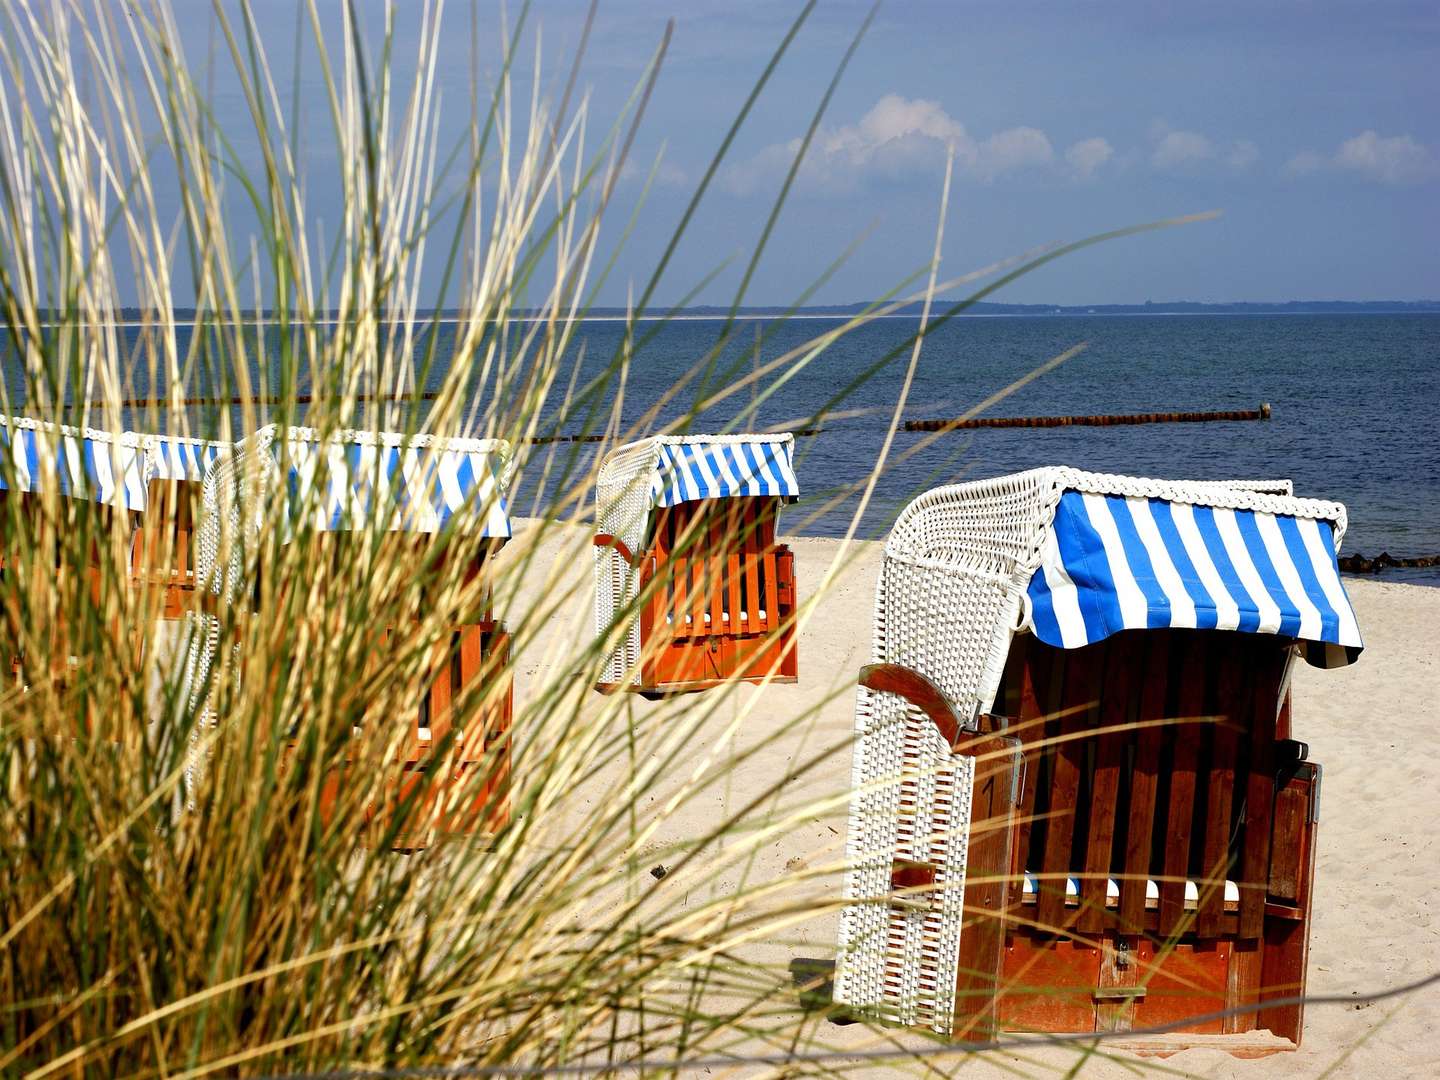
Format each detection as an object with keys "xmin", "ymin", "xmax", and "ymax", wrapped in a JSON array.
[
  {"xmin": 9, "ymin": 311, "xmax": 1440, "ymax": 585},
  {"xmin": 532, "ymin": 312, "xmax": 1440, "ymax": 586}
]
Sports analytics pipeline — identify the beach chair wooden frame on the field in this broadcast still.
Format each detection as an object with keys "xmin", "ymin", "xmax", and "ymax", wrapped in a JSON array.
[
  {"xmin": 832, "ymin": 468, "xmax": 1362, "ymax": 1055},
  {"xmin": 593, "ymin": 434, "xmax": 800, "ymax": 694},
  {"xmin": 130, "ymin": 435, "xmax": 227, "ymax": 620},
  {"xmin": 195, "ymin": 424, "xmax": 515, "ymax": 849}
]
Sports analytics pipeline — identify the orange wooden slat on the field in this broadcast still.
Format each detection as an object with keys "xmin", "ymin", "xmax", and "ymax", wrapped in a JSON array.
[
  {"xmin": 672, "ymin": 556, "xmax": 689, "ymax": 639},
  {"xmin": 689, "ymin": 557, "xmax": 707, "ymax": 636},
  {"xmin": 1036, "ymin": 643, "xmax": 1102, "ymax": 932},
  {"xmin": 1239, "ymin": 650, "xmax": 1283, "ymax": 938},
  {"xmin": 762, "ymin": 552, "xmax": 779, "ymax": 634},
  {"xmin": 744, "ymin": 552, "xmax": 760, "ymax": 635},
  {"xmin": 727, "ymin": 553, "xmax": 741, "ymax": 628},
  {"xmin": 1079, "ymin": 639, "xmax": 1133, "ymax": 934},
  {"xmin": 1118, "ymin": 632, "xmax": 1171, "ymax": 931},
  {"xmin": 1198, "ymin": 636, "xmax": 1246, "ymax": 937},
  {"xmin": 1159, "ymin": 633, "xmax": 1209, "ymax": 939}
]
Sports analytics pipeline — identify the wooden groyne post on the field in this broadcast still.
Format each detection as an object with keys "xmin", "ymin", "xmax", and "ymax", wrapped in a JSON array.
[{"xmin": 905, "ymin": 403, "xmax": 1272, "ymax": 432}]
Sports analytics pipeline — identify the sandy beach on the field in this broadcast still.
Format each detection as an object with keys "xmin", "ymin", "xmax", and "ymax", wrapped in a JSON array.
[{"xmin": 504, "ymin": 524, "xmax": 1440, "ymax": 1078}]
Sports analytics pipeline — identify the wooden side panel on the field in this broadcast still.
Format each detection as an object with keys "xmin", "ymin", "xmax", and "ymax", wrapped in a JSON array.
[
  {"xmin": 951, "ymin": 734, "xmax": 1021, "ymax": 1042},
  {"xmin": 1258, "ymin": 762, "xmax": 1319, "ymax": 1046}
]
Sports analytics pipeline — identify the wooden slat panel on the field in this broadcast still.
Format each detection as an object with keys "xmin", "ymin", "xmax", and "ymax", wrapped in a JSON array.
[
  {"xmin": 1198, "ymin": 637, "xmax": 1246, "ymax": 937},
  {"xmin": 457, "ymin": 625, "xmax": 485, "ymax": 762},
  {"xmin": 727, "ymin": 553, "xmax": 741, "ymax": 627},
  {"xmin": 1036, "ymin": 644, "xmax": 1101, "ymax": 932},
  {"xmin": 1079, "ymin": 639, "xmax": 1134, "ymax": 934},
  {"xmin": 952, "ymin": 734, "xmax": 1022, "ymax": 1042},
  {"xmin": 1268, "ymin": 781, "xmax": 1307, "ymax": 903},
  {"xmin": 1257, "ymin": 763, "xmax": 1319, "ymax": 1044},
  {"xmin": 1159, "ymin": 634, "xmax": 1209, "ymax": 939},
  {"xmin": 1239, "ymin": 653, "xmax": 1282, "ymax": 938},
  {"xmin": 1119, "ymin": 633, "xmax": 1171, "ymax": 931}
]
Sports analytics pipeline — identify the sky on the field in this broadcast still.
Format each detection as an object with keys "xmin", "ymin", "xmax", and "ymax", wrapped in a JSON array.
[{"xmin": 164, "ymin": 2, "xmax": 1440, "ymax": 307}]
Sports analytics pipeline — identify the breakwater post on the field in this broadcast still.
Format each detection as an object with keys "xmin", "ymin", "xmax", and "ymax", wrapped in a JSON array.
[{"xmin": 904, "ymin": 403, "xmax": 1272, "ymax": 432}]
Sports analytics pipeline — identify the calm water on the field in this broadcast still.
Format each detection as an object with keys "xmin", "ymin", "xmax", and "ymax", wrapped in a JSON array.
[
  {"xmin": 10, "ymin": 312, "xmax": 1439, "ymax": 583},
  {"xmin": 540, "ymin": 313, "xmax": 1440, "ymax": 584}
]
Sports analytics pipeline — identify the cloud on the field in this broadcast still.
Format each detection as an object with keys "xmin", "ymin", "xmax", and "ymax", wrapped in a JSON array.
[
  {"xmin": 1285, "ymin": 131, "xmax": 1436, "ymax": 184},
  {"xmin": 723, "ymin": 94, "xmax": 1068, "ymax": 194},
  {"xmin": 1150, "ymin": 123, "xmax": 1259, "ymax": 172},
  {"xmin": 618, "ymin": 155, "xmax": 689, "ymax": 189},
  {"xmin": 1064, "ymin": 137, "xmax": 1114, "ymax": 179},
  {"xmin": 1336, "ymin": 131, "xmax": 1433, "ymax": 183},
  {"xmin": 1152, "ymin": 129, "xmax": 1214, "ymax": 169}
]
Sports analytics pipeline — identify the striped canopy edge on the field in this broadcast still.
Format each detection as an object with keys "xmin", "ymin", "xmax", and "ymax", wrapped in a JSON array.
[
  {"xmin": 268, "ymin": 426, "xmax": 512, "ymax": 538},
  {"xmin": 0, "ymin": 415, "xmax": 147, "ymax": 510},
  {"xmin": 647, "ymin": 434, "xmax": 800, "ymax": 509},
  {"xmin": 136, "ymin": 434, "xmax": 231, "ymax": 483},
  {"xmin": 1025, "ymin": 479, "xmax": 1363, "ymax": 669}
]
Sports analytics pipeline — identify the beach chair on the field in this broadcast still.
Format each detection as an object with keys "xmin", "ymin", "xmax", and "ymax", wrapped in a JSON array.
[
  {"xmin": 0, "ymin": 416, "xmax": 147, "ymax": 689},
  {"xmin": 593, "ymin": 434, "xmax": 800, "ymax": 694},
  {"xmin": 832, "ymin": 468, "xmax": 1362, "ymax": 1055},
  {"xmin": 195, "ymin": 424, "xmax": 514, "ymax": 847}
]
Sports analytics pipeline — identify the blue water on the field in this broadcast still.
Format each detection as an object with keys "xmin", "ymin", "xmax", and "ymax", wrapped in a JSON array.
[
  {"xmin": 9, "ymin": 312, "xmax": 1439, "ymax": 583},
  {"xmin": 539, "ymin": 313, "xmax": 1440, "ymax": 583}
]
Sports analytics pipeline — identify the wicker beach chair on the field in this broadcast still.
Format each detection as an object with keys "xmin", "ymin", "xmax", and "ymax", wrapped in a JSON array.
[
  {"xmin": 833, "ymin": 468, "xmax": 1362, "ymax": 1055},
  {"xmin": 194, "ymin": 424, "xmax": 514, "ymax": 847},
  {"xmin": 593, "ymin": 433, "xmax": 800, "ymax": 694},
  {"xmin": 0, "ymin": 415, "xmax": 147, "ymax": 688}
]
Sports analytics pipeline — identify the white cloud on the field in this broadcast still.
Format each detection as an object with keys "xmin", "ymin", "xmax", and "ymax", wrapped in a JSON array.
[
  {"xmin": 1336, "ymin": 131, "xmax": 1433, "ymax": 183},
  {"xmin": 1152, "ymin": 129, "xmax": 1214, "ymax": 169},
  {"xmin": 1065, "ymin": 136, "xmax": 1114, "ymax": 178},
  {"xmin": 723, "ymin": 94, "xmax": 1065, "ymax": 194},
  {"xmin": 1148, "ymin": 123, "xmax": 1261, "ymax": 173},
  {"xmin": 1285, "ymin": 131, "xmax": 1436, "ymax": 184},
  {"xmin": 618, "ymin": 155, "xmax": 689, "ymax": 188}
]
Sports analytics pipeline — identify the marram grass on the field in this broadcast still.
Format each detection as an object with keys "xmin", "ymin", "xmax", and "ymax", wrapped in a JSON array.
[{"xmin": 0, "ymin": 1, "xmax": 1242, "ymax": 1076}]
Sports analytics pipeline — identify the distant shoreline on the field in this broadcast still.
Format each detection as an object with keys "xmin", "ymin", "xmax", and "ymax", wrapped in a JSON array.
[{"xmin": 34, "ymin": 308, "xmax": 1440, "ymax": 329}]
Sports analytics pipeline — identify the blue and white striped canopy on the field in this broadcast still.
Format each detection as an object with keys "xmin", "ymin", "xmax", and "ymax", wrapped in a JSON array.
[
  {"xmin": 276, "ymin": 435, "xmax": 510, "ymax": 538},
  {"xmin": 145, "ymin": 435, "xmax": 227, "ymax": 483},
  {"xmin": 0, "ymin": 418, "xmax": 147, "ymax": 510},
  {"xmin": 1027, "ymin": 489, "xmax": 1363, "ymax": 667},
  {"xmin": 651, "ymin": 437, "xmax": 799, "ymax": 508}
]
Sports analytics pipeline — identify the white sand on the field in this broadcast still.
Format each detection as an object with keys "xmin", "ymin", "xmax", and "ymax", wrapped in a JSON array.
[{"xmin": 506, "ymin": 526, "xmax": 1440, "ymax": 1077}]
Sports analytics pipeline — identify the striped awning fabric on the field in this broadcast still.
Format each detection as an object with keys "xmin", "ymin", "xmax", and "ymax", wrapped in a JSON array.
[
  {"xmin": 0, "ymin": 417, "xmax": 147, "ymax": 510},
  {"xmin": 651, "ymin": 436, "xmax": 799, "ymax": 508},
  {"xmin": 1027, "ymin": 489, "xmax": 1363, "ymax": 667},
  {"xmin": 275, "ymin": 434, "xmax": 510, "ymax": 537},
  {"xmin": 145, "ymin": 435, "xmax": 227, "ymax": 483}
]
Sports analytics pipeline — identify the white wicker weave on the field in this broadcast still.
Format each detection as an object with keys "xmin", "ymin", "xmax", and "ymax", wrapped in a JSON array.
[
  {"xmin": 592, "ymin": 433, "xmax": 795, "ymax": 688},
  {"xmin": 832, "ymin": 467, "xmax": 1349, "ymax": 1034}
]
